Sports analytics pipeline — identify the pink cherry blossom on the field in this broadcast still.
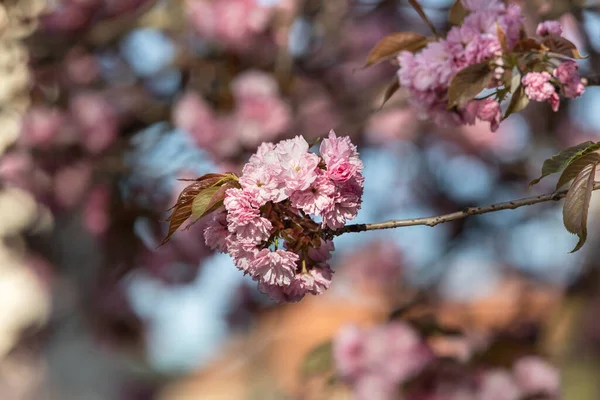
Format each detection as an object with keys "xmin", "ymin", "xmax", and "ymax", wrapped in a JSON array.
[
  {"xmin": 554, "ymin": 61, "xmax": 585, "ymax": 99},
  {"xmin": 537, "ymin": 20, "xmax": 563, "ymax": 37},
  {"xmin": 203, "ymin": 210, "xmax": 229, "ymax": 252},
  {"xmin": 513, "ymin": 356, "xmax": 560, "ymax": 397},
  {"xmin": 276, "ymin": 136, "xmax": 320, "ymax": 192},
  {"xmin": 522, "ymin": 72, "xmax": 556, "ymax": 102},
  {"xmin": 290, "ymin": 173, "xmax": 336, "ymax": 215},
  {"xmin": 251, "ymin": 249, "xmax": 297, "ymax": 286}
]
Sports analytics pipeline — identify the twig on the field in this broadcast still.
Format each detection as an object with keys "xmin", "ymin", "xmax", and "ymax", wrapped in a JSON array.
[
  {"xmin": 585, "ymin": 76, "xmax": 600, "ymax": 86},
  {"xmin": 331, "ymin": 182, "xmax": 600, "ymax": 236}
]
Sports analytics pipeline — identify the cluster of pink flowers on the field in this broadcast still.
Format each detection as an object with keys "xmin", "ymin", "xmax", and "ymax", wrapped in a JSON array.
[
  {"xmin": 333, "ymin": 322, "xmax": 433, "ymax": 399},
  {"xmin": 521, "ymin": 59, "xmax": 585, "ymax": 111},
  {"xmin": 174, "ymin": 70, "xmax": 292, "ymax": 157},
  {"xmin": 185, "ymin": 0, "xmax": 274, "ymax": 50},
  {"xmin": 397, "ymin": 0, "xmax": 586, "ymax": 132},
  {"xmin": 203, "ymin": 130, "xmax": 364, "ymax": 302},
  {"xmin": 333, "ymin": 322, "xmax": 561, "ymax": 400},
  {"xmin": 397, "ymin": 0, "xmax": 523, "ymax": 131}
]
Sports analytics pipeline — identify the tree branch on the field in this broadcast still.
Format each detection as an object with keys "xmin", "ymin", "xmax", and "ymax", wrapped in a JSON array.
[
  {"xmin": 585, "ymin": 76, "xmax": 600, "ymax": 86},
  {"xmin": 331, "ymin": 182, "xmax": 600, "ymax": 236}
]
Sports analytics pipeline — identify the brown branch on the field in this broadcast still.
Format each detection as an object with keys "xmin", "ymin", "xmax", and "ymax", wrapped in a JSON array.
[
  {"xmin": 585, "ymin": 76, "xmax": 600, "ymax": 86},
  {"xmin": 331, "ymin": 182, "xmax": 600, "ymax": 236}
]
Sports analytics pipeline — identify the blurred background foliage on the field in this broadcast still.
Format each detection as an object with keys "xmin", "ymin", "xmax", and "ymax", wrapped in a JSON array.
[{"xmin": 2, "ymin": 0, "xmax": 600, "ymax": 398}]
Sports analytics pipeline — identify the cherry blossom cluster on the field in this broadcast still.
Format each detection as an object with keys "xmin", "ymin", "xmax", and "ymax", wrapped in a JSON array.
[
  {"xmin": 517, "ymin": 21, "xmax": 585, "ymax": 111},
  {"xmin": 397, "ymin": 0, "xmax": 585, "ymax": 132},
  {"xmin": 397, "ymin": 0, "xmax": 523, "ymax": 131},
  {"xmin": 333, "ymin": 322, "xmax": 561, "ymax": 400},
  {"xmin": 203, "ymin": 131, "xmax": 364, "ymax": 302},
  {"xmin": 521, "ymin": 59, "xmax": 585, "ymax": 112}
]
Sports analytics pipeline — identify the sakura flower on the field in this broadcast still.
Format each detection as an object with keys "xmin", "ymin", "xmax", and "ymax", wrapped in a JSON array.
[
  {"xmin": 203, "ymin": 211, "xmax": 229, "ymax": 252},
  {"xmin": 251, "ymin": 249, "xmax": 297, "ymax": 286},
  {"xmin": 513, "ymin": 356, "xmax": 560, "ymax": 397},
  {"xmin": 554, "ymin": 61, "xmax": 585, "ymax": 99},
  {"xmin": 522, "ymin": 72, "xmax": 556, "ymax": 102},
  {"xmin": 290, "ymin": 173, "xmax": 336, "ymax": 215},
  {"xmin": 276, "ymin": 136, "xmax": 320, "ymax": 192},
  {"xmin": 536, "ymin": 20, "xmax": 563, "ymax": 37}
]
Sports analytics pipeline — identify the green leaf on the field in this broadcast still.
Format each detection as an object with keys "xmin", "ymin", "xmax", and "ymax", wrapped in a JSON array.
[
  {"xmin": 408, "ymin": 0, "xmax": 438, "ymax": 37},
  {"xmin": 448, "ymin": 0, "xmax": 468, "ymax": 25},
  {"xmin": 191, "ymin": 186, "xmax": 221, "ymax": 218},
  {"xmin": 380, "ymin": 77, "xmax": 400, "ymax": 109},
  {"xmin": 563, "ymin": 162, "xmax": 597, "ymax": 253},
  {"xmin": 503, "ymin": 84, "xmax": 529, "ymax": 120},
  {"xmin": 300, "ymin": 341, "xmax": 333, "ymax": 378},
  {"xmin": 530, "ymin": 141, "xmax": 600, "ymax": 187},
  {"xmin": 363, "ymin": 32, "xmax": 429, "ymax": 68},
  {"xmin": 447, "ymin": 62, "xmax": 493, "ymax": 108},
  {"xmin": 555, "ymin": 153, "xmax": 600, "ymax": 191}
]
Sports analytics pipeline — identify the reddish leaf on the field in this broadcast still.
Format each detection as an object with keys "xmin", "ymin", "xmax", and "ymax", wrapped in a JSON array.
[
  {"xmin": 513, "ymin": 38, "xmax": 542, "ymax": 53},
  {"xmin": 447, "ymin": 62, "xmax": 493, "ymax": 108},
  {"xmin": 160, "ymin": 173, "xmax": 236, "ymax": 245},
  {"xmin": 380, "ymin": 77, "xmax": 400, "ymax": 109},
  {"xmin": 563, "ymin": 162, "xmax": 597, "ymax": 253},
  {"xmin": 448, "ymin": 0, "xmax": 468, "ymax": 26},
  {"xmin": 543, "ymin": 35, "xmax": 586, "ymax": 59},
  {"xmin": 496, "ymin": 23, "xmax": 508, "ymax": 53},
  {"xmin": 363, "ymin": 32, "xmax": 429, "ymax": 68},
  {"xmin": 503, "ymin": 84, "xmax": 529, "ymax": 120}
]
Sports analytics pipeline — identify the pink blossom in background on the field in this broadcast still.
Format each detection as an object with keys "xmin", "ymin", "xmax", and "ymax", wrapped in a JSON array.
[
  {"xmin": 185, "ymin": 0, "xmax": 273, "ymax": 50},
  {"xmin": 42, "ymin": 2, "xmax": 96, "ymax": 33},
  {"xmin": 333, "ymin": 322, "xmax": 433, "ymax": 400},
  {"xmin": 20, "ymin": 107, "xmax": 64, "ymax": 148},
  {"xmin": 513, "ymin": 356, "xmax": 560, "ymax": 397},
  {"xmin": 70, "ymin": 93, "xmax": 118, "ymax": 154},
  {"xmin": 64, "ymin": 47, "xmax": 100, "ymax": 86},
  {"xmin": 83, "ymin": 185, "xmax": 111, "ymax": 237},
  {"xmin": 53, "ymin": 162, "xmax": 92, "ymax": 208},
  {"xmin": 230, "ymin": 71, "xmax": 292, "ymax": 147},
  {"xmin": 477, "ymin": 370, "xmax": 522, "ymax": 400},
  {"xmin": 173, "ymin": 91, "xmax": 220, "ymax": 150},
  {"xmin": 536, "ymin": 20, "xmax": 563, "ymax": 37}
]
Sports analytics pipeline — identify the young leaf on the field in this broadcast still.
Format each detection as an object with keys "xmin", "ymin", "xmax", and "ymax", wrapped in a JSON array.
[
  {"xmin": 513, "ymin": 38, "xmax": 542, "ymax": 53},
  {"xmin": 380, "ymin": 76, "xmax": 400, "ymax": 109},
  {"xmin": 496, "ymin": 23, "xmax": 508, "ymax": 53},
  {"xmin": 542, "ymin": 36, "xmax": 586, "ymax": 59},
  {"xmin": 300, "ymin": 341, "xmax": 333, "ymax": 378},
  {"xmin": 447, "ymin": 62, "xmax": 493, "ymax": 108},
  {"xmin": 562, "ymin": 162, "xmax": 597, "ymax": 253},
  {"xmin": 160, "ymin": 173, "xmax": 232, "ymax": 245},
  {"xmin": 530, "ymin": 141, "xmax": 600, "ymax": 187},
  {"xmin": 363, "ymin": 32, "xmax": 429, "ymax": 68},
  {"xmin": 556, "ymin": 153, "xmax": 600, "ymax": 191},
  {"xmin": 191, "ymin": 180, "xmax": 237, "ymax": 220},
  {"xmin": 191, "ymin": 186, "xmax": 221, "ymax": 219},
  {"xmin": 503, "ymin": 84, "xmax": 529, "ymax": 120},
  {"xmin": 448, "ymin": 0, "xmax": 468, "ymax": 26}
]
